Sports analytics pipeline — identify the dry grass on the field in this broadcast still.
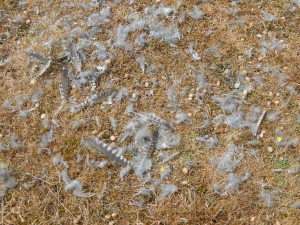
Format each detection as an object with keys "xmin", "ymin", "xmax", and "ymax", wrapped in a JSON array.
[{"xmin": 1, "ymin": 0, "xmax": 300, "ymax": 224}]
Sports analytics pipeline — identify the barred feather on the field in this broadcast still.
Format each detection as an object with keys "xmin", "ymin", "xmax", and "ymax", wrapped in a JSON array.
[
  {"xmin": 84, "ymin": 89, "xmax": 116, "ymax": 106},
  {"xmin": 133, "ymin": 111, "xmax": 175, "ymax": 132},
  {"xmin": 54, "ymin": 68, "xmax": 69, "ymax": 116},
  {"xmin": 69, "ymin": 89, "xmax": 116, "ymax": 113},
  {"xmin": 26, "ymin": 51, "xmax": 48, "ymax": 63},
  {"xmin": 87, "ymin": 137, "xmax": 130, "ymax": 166},
  {"xmin": 69, "ymin": 43, "xmax": 82, "ymax": 72},
  {"xmin": 59, "ymin": 68, "xmax": 69, "ymax": 103}
]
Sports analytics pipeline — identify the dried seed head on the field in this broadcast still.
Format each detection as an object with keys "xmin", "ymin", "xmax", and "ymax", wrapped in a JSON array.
[
  {"xmin": 274, "ymin": 100, "xmax": 279, "ymax": 105},
  {"xmin": 111, "ymin": 212, "xmax": 118, "ymax": 218},
  {"xmin": 267, "ymin": 146, "xmax": 274, "ymax": 153},
  {"xmin": 269, "ymin": 92, "xmax": 273, "ymax": 97},
  {"xmin": 110, "ymin": 136, "xmax": 116, "ymax": 141},
  {"xmin": 105, "ymin": 215, "xmax": 111, "ymax": 220},
  {"xmin": 92, "ymin": 130, "xmax": 98, "ymax": 135},
  {"xmin": 241, "ymin": 70, "xmax": 247, "ymax": 75},
  {"xmin": 216, "ymin": 80, "xmax": 221, "ymax": 86},
  {"xmin": 182, "ymin": 167, "xmax": 188, "ymax": 174},
  {"xmin": 30, "ymin": 79, "xmax": 37, "ymax": 85},
  {"xmin": 223, "ymin": 69, "xmax": 230, "ymax": 74},
  {"xmin": 181, "ymin": 180, "xmax": 188, "ymax": 185},
  {"xmin": 267, "ymin": 101, "xmax": 271, "ymax": 106},
  {"xmin": 234, "ymin": 83, "xmax": 240, "ymax": 89},
  {"xmin": 258, "ymin": 56, "xmax": 263, "ymax": 61},
  {"xmin": 276, "ymin": 93, "xmax": 280, "ymax": 97},
  {"xmin": 35, "ymin": 103, "xmax": 40, "ymax": 108},
  {"xmin": 145, "ymin": 82, "xmax": 149, "ymax": 88}
]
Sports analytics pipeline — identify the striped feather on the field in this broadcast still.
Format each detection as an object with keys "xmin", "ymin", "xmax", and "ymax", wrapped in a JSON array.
[
  {"xmin": 87, "ymin": 137, "xmax": 130, "ymax": 166},
  {"xmin": 133, "ymin": 111, "xmax": 175, "ymax": 132}
]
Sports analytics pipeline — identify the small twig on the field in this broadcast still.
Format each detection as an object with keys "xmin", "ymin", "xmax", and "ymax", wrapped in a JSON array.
[
  {"xmin": 25, "ymin": 172, "xmax": 75, "ymax": 219},
  {"xmin": 46, "ymin": 186, "xmax": 76, "ymax": 219},
  {"xmin": 254, "ymin": 110, "xmax": 266, "ymax": 136},
  {"xmin": 25, "ymin": 172, "xmax": 55, "ymax": 186},
  {"xmin": 1, "ymin": 198, "xmax": 4, "ymax": 225}
]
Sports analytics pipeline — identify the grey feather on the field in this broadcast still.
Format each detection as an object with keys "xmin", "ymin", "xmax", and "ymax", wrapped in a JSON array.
[
  {"xmin": 87, "ymin": 137, "xmax": 130, "ymax": 166},
  {"xmin": 69, "ymin": 89, "xmax": 116, "ymax": 113},
  {"xmin": 133, "ymin": 111, "xmax": 174, "ymax": 132},
  {"xmin": 69, "ymin": 43, "xmax": 82, "ymax": 72}
]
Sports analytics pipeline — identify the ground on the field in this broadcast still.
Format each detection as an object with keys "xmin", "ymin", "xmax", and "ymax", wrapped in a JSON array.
[{"xmin": 0, "ymin": 0, "xmax": 300, "ymax": 224}]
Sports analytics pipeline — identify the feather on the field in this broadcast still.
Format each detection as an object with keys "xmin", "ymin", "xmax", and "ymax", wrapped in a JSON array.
[
  {"xmin": 69, "ymin": 43, "xmax": 82, "ymax": 72},
  {"xmin": 133, "ymin": 111, "xmax": 175, "ymax": 132},
  {"xmin": 86, "ymin": 137, "xmax": 130, "ymax": 165},
  {"xmin": 26, "ymin": 51, "xmax": 48, "ymax": 63},
  {"xmin": 69, "ymin": 89, "xmax": 116, "ymax": 113},
  {"xmin": 54, "ymin": 68, "xmax": 69, "ymax": 116},
  {"xmin": 59, "ymin": 68, "xmax": 69, "ymax": 103}
]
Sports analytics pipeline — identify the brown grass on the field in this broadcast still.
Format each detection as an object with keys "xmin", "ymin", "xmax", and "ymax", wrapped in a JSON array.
[{"xmin": 1, "ymin": 0, "xmax": 300, "ymax": 224}]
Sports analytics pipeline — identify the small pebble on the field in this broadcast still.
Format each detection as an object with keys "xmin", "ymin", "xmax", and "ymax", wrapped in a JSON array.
[
  {"xmin": 108, "ymin": 221, "xmax": 115, "ymax": 225},
  {"xmin": 85, "ymin": 86, "xmax": 91, "ymax": 91},
  {"xmin": 124, "ymin": 73, "xmax": 129, "ymax": 79},
  {"xmin": 162, "ymin": 76, "xmax": 167, "ymax": 80},
  {"xmin": 259, "ymin": 132, "xmax": 264, "ymax": 139},
  {"xmin": 258, "ymin": 56, "xmax": 263, "ymax": 61},
  {"xmin": 274, "ymin": 220, "xmax": 281, "ymax": 225},
  {"xmin": 111, "ymin": 212, "xmax": 118, "ymax": 218},
  {"xmin": 257, "ymin": 34, "xmax": 262, "ymax": 38},
  {"xmin": 223, "ymin": 69, "xmax": 230, "ymax": 74},
  {"xmin": 241, "ymin": 38, "xmax": 244, "ymax": 41},
  {"xmin": 249, "ymin": 22, "xmax": 254, "ymax": 27},
  {"xmin": 243, "ymin": 90, "xmax": 248, "ymax": 96},
  {"xmin": 188, "ymin": 97, "xmax": 193, "ymax": 101},
  {"xmin": 234, "ymin": 83, "xmax": 240, "ymax": 89},
  {"xmin": 276, "ymin": 93, "xmax": 280, "ymax": 97},
  {"xmin": 196, "ymin": 87, "xmax": 200, "ymax": 91},
  {"xmin": 202, "ymin": 89, "xmax": 207, "ymax": 94},
  {"xmin": 250, "ymin": 216, "xmax": 256, "ymax": 223},
  {"xmin": 41, "ymin": 114, "xmax": 46, "ymax": 119},
  {"xmin": 105, "ymin": 59, "xmax": 112, "ymax": 64},
  {"xmin": 72, "ymin": 85, "xmax": 77, "ymax": 89},
  {"xmin": 274, "ymin": 100, "xmax": 279, "ymax": 105},
  {"xmin": 181, "ymin": 180, "xmax": 188, "ymax": 185},
  {"xmin": 216, "ymin": 81, "xmax": 220, "ymax": 86},
  {"xmin": 182, "ymin": 167, "xmax": 188, "ymax": 174},
  {"xmin": 241, "ymin": 70, "xmax": 247, "ymax": 76},
  {"xmin": 26, "ymin": 19, "xmax": 31, "ymax": 24},
  {"xmin": 245, "ymin": 77, "xmax": 251, "ymax": 82},
  {"xmin": 105, "ymin": 215, "xmax": 111, "ymax": 220},
  {"xmin": 267, "ymin": 101, "xmax": 271, "ymax": 106},
  {"xmin": 30, "ymin": 79, "xmax": 37, "ymax": 85},
  {"xmin": 92, "ymin": 130, "xmax": 98, "ymax": 135},
  {"xmin": 35, "ymin": 103, "xmax": 39, "ymax": 108},
  {"xmin": 262, "ymin": 31, "xmax": 267, "ymax": 35},
  {"xmin": 267, "ymin": 146, "xmax": 274, "ymax": 153},
  {"xmin": 269, "ymin": 92, "xmax": 273, "ymax": 97},
  {"xmin": 110, "ymin": 136, "xmax": 116, "ymax": 141},
  {"xmin": 132, "ymin": 93, "xmax": 137, "ymax": 98},
  {"xmin": 187, "ymin": 113, "xmax": 192, "ymax": 117},
  {"xmin": 238, "ymin": 55, "xmax": 242, "ymax": 60},
  {"xmin": 188, "ymin": 93, "xmax": 194, "ymax": 98},
  {"xmin": 145, "ymin": 82, "xmax": 149, "ymax": 88}
]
